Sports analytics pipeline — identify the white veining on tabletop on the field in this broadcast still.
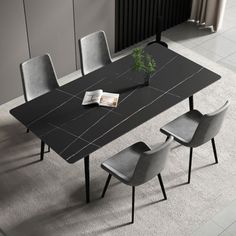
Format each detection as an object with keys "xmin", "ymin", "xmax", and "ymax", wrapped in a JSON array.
[
  {"xmin": 152, "ymin": 55, "xmax": 178, "ymax": 78},
  {"xmin": 66, "ymin": 67, "xmax": 204, "ymax": 161},
  {"xmin": 28, "ymin": 97, "xmax": 74, "ymax": 127},
  {"xmin": 60, "ymin": 88, "xmax": 138, "ymax": 156}
]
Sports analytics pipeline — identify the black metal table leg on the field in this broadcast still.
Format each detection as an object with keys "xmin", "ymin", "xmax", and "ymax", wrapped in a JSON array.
[
  {"xmin": 189, "ymin": 96, "xmax": 194, "ymax": 111},
  {"xmin": 84, "ymin": 156, "xmax": 90, "ymax": 203},
  {"xmin": 40, "ymin": 141, "xmax": 45, "ymax": 161},
  {"xmin": 211, "ymin": 138, "xmax": 218, "ymax": 164}
]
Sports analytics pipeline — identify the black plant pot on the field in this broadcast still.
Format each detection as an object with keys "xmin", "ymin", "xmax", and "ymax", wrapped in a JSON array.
[{"xmin": 144, "ymin": 74, "xmax": 150, "ymax": 86}]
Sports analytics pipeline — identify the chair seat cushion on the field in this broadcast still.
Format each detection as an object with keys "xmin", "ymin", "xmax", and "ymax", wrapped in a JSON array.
[
  {"xmin": 101, "ymin": 142, "xmax": 150, "ymax": 185},
  {"xmin": 160, "ymin": 110, "xmax": 203, "ymax": 145}
]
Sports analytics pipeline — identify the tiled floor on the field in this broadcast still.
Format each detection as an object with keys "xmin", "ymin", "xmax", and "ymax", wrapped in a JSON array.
[
  {"xmin": 192, "ymin": 200, "xmax": 236, "ymax": 236},
  {"xmin": 163, "ymin": 1, "xmax": 236, "ymax": 235},
  {"xmin": 163, "ymin": 0, "xmax": 236, "ymax": 73}
]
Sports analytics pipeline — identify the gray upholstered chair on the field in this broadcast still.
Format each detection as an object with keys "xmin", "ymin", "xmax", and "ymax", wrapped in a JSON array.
[
  {"xmin": 20, "ymin": 54, "xmax": 59, "ymax": 154},
  {"xmin": 79, "ymin": 30, "xmax": 112, "ymax": 75},
  {"xmin": 101, "ymin": 137, "xmax": 173, "ymax": 224},
  {"xmin": 160, "ymin": 101, "xmax": 230, "ymax": 184},
  {"xmin": 20, "ymin": 54, "xmax": 59, "ymax": 102}
]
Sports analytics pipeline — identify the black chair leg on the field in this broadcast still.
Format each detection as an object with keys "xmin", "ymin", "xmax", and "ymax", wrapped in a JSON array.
[
  {"xmin": 211, "ymin": 138, "xmax": 218, "ymax": 164},
  {"xmin": 189, "ymin": 96, "xmax": 194, "ymax": 111},
  {"xmin": 40, "ymin": 141, "xmax": 45, "ymax": 161},
  {"xmin": 26, "ymin": 128, "xmax": 29, "ymax": 133},
  {"xmin": 101, "ymin": 174, "xmax": 112, "ymax": 198},
  {"xmin": 131, "ymin": 186, "xmax": 135, "ymax": 224},
  {"xmin": 157, "ymin": 173, "xmax": 167, "ymax": 200},
  {"xmin": 188, "ymin": 148, "xmax": 193, "ymax": 184},
  {"xmin": 84, "ymin": 156, "xmax": 90, "ymax": 203},
  {"xmin": 47, "ymin": 145, "xmax": 50, "ymax": 152}
]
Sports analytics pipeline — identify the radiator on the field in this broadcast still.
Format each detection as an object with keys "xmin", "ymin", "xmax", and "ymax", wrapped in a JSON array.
[{"xmin": 115, "ymin": 0, "xmax": 192, "ymax": 52}]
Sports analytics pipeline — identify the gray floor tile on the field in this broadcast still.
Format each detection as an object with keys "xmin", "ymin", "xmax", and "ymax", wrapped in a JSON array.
[
  {"xmin": 225, "ymin": 4, "xmax": 236, "ymax": 15},
  {"xmin": 220, "ymin": 221, "xmax": 236, "ymax": 236},
  {"xmin": 191, "ymin": 45, "xmax": 223, "ymax": 62},
  {"xmin": 222, "ymin": 51, "xmax": 236, "ymax": 63},
  {"xmin": 178, "ymin": 40, "xmax": 198, "ymax": 49},
  {"xmin": 222, "ymin": 28, "xmax": 236, "ymax": 43},
  {"xmin": 220, "ymin": 18, "xmax": 236, "ymax": 32},
  {"xmin": 219, "ymin": 60, "xmax": 236, "ymax": 72},
  {"xmin": 164, "ymin": 0, "xmax": 236, "ymax": 75},
  {"xmin": 163, "ymin": 22, "xmax": 217, "ymax": 47},
  {"xmin": 212, "ymin": 200, "xmax": 236, "ymax": 228},
  {"xmin": 224, "ymin": 14, "xmax": 236, "ymax": 27},
  {"xmin": 199, "ymin": 35, "xmax": 236, "ymax": 57},
  {"xmin": 192, "ymin": 220, "xmax": 223, "ymax": 236},
  {"xmin": 218, "ymin": 52, "xmax": 236, "ymax": 71},
  {"xmin": 191, "ymin": 200, "xmax": 236, "ymax": 236},
  {"xmin": 226, "ymin": 0, "xmax": 236, "ymax": 8}
]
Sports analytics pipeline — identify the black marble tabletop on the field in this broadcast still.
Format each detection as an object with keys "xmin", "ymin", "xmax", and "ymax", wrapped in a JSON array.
[{"xmin": 10, "ymin": 44, "xmax": 221, "ymax": 163}]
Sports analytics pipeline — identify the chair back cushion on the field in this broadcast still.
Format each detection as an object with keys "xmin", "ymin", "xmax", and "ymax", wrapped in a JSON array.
[
  {"xmin": 20, "ymin": 54, "xmax": 59, "ymax": 101},
  {"xmin": 79, "ymin": 30, "xmax": 112, "ymax": 75},
  {"xmin": 191, "ymin": 101, "xmax": 230, "ymax": 147},
  {"xmin": 131, "ymin": 136, "xmax": 173, "ymax": 186}
]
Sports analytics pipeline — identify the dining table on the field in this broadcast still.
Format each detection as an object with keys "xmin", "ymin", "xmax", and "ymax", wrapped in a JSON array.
[{"xmin": 10, "ymin": 44, "xmax": 221, "ymax": 203}]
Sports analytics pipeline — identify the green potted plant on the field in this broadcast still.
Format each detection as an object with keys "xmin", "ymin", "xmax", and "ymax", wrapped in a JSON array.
[{"xmin": 132, "ymin": 48, "xmax": 156, "ymax": 86}]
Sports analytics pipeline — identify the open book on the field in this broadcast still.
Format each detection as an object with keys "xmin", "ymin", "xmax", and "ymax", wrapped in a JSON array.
[{"xmin": 82, "ymin": 89, "xmax": 119, "ymax": 108}]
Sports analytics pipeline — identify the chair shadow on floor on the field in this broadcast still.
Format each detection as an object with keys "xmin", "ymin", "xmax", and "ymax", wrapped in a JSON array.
[
  {"xmin": 0, "ymin": 153, "xmax": 39, "ymax": 166},
  {"xmin": 0, "ymin": 121, "xmax": 36, "ymax": 153},
  {"xmin": 0, "ymin": 228, "xmax": 7, "ymax": 236},
  {"xmin": 5, "ymin": 159, "xmax": 217, "ymax": 236},
  {"xmin": 165, "ymin": 162, "xmax": 217, "ymax": 190},
  {"xmin": 0, "ymin": 120, "xmax": 43, "ymax": 174},
  {"xmin": 9, "ymin": 208, "xmax": 132, "ymax": 236},
  {"xmin": 69, "ymin": 177, "xmax": 124, "ymax": 206},
  {"xmin": 136, "ymin": 198, "xmax": 166, "ymax": 210},
  {"xmin": 8, "ymin": 188, "xmax": 135, "ymax": 236},
  {"xmin": 0, "ymin": 159, "xmax": 41, "ymax": 175}
]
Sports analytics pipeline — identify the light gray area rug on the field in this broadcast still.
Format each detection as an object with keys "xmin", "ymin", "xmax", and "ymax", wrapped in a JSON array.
[{"xmin": 0, "ymin": 40, "xmax": 235, "ymax": 236}]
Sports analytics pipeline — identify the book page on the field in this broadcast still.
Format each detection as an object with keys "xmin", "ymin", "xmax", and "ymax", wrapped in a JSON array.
[
  {"xmin": 99, "ymin": 92, "xmax": 119, "ymax": 108},
  {"xmin": 82, "ymin": 89, "xmax": 103, "ymax": 105}
]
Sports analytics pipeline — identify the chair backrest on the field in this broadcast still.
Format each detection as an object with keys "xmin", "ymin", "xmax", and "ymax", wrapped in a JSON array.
[
  {"xmin": 130, "ymin": 136, "xmax": 173, "ymax": 186},
  {"xmin": 79, "ymin": 30, "xmax": 112, "ymax": 75},
  {"xmin": 20, "ymin": 54, "xmax": 59, "ymax": 102},
  {"xmin": 190, "ymin": 101, "xmax": 230, "ymax": 147}
]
